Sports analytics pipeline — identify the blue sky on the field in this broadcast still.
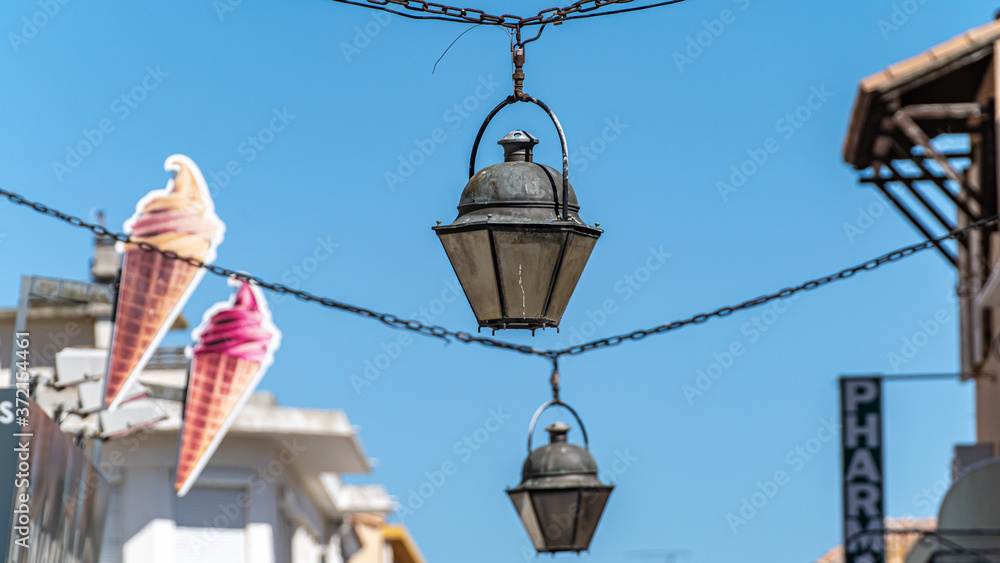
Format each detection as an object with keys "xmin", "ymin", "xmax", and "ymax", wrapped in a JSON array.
[{"xmin": 0, "ymin": 0, "xmax": 993, "ymax": 561}]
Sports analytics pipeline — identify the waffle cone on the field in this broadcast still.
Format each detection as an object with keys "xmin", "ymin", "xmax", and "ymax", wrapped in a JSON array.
[
  {"xmin": 175, "ymin": 352, "xmax": 260, "ymax": 492},
  {"xmin": 105, "ymin": 248, "xmax": 201, "ymax": 406}
]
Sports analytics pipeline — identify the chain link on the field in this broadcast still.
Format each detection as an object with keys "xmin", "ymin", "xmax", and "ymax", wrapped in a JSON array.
[
  {"xmin": 1, "ymin": 187, "xmax": 995, "ymax": 365},
  {"xmin": 0, "ymin": 187, "xmax": 553, "ymax": 359},
  {"xmin": 328, "ymin": 0, "xmax": 685, "ymax": 27},
  {"xmin": 550, "ymin": 222, "xmax": 992, "ymax": 357}
]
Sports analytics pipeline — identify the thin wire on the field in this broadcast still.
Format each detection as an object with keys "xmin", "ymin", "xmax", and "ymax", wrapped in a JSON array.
[
  {"xmin": 433, "ymin": 25, "xmax": 481, "ymax": 73},
  {"xmin": 545, "ymin": 0, "xmax": 689, "ymax": 23},
  {"xmin": 322, "ymin": 0, "xmax": 690, "ymax": 28},
  {"xmin": 0, "ymin": 186, "xmax": 995, "ymax": 366},
  {"xmin": 433, "ymin": 24, "xmax": 512, "ymax": 73},
  {"xmin": 323, "ymin": 0, "xmax": 476, "ymax": 24}
]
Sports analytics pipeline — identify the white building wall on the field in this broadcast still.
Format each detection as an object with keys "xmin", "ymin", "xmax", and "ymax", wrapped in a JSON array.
[
  {"xmin": 0, "ymin": 282, "xmax": 398, "ymax": 563},
  {"xmin": 123, "ymin": 518, "xmax": 175, "ymax": 563},
  {"xmin": 291, "ymin": 527, "xmax": 323, "ymax": 563},
  {"xmin": 175, "ymin": 487, "xmax": 249, "ymax": 562},
  {"xmin": 248, "ymin": 521, "xmax": 278, "ymax": 563},
  {"xmin": 325, "ymin": 533, "xmax": 345, "ymax": 563},
  {"xmin": 98, "ymin": 432, "xmax": 335, "ymax": 563},
  {"xmin": 121, "ymin": 466, "xmax": 176, "ymax": 563}
]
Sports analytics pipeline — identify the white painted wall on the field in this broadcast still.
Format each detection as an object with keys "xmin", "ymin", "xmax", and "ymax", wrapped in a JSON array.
[
  {"xmin": 0, "ymin": 291, "xmax": 394, "ymax": 563},
  {"xmin": 100, "ymin": 433, "xmax": 332, "ymax": 563}
]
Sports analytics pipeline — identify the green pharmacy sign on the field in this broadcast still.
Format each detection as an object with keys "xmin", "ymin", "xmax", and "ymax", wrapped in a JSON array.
[{"xmin": 840, "ymin": 377, "xmax": 885, "ymax": 563}]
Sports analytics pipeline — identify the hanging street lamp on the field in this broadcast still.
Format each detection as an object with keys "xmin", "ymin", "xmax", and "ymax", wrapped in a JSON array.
[
  {"xmin": 506, "ymin": 365, "xmax": 614, "ymax": 553},
  {"xmin": 433, "ymin": 94, "xmax": 602, "ymax": 333}
]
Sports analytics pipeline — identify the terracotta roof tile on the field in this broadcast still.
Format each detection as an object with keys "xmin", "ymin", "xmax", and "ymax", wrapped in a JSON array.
[
  {"xmin": 966, "ymin": 19, "xmax": 1000, "ymax": 43},
  {"xmin": 845, "ymin": 17, "xmax": 1000, "ymax": 166},
  {"xmin": 859, "ymin": 73, "xmax": 886, "ymax": 93},
  {"xmin": 887, "ymin": 52, "xmax": 939, "ymax": 81},
  {"xmin": 858, "ymin": 19, "xmax": 1000, "ymax": 95},
  {"xmin": 930, "ymin": 34, "xmax": 975, "ymax": 59}
]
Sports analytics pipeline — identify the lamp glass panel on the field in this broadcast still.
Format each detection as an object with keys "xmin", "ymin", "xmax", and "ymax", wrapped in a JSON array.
[
  {"xmin": 572, "ymin": 488, "xmax": 612, "ymax": 550},
  {"xmin": 508, "ymin": 490, "xmax": 545, "ymax": 551},
  {"xmin": 530, "ymin": 488, "xmax": 580, "ymax": 549},
  {"xmin": 491, "ymin": 230, "xmax": 567, "ymax": 320},
  {"xmin": 546, "ymin": 232, "xmax": 597, "ymax": 322},
  {"xmin": 438, "ymin": 229, "xmax": 502, "ymax": 321}
]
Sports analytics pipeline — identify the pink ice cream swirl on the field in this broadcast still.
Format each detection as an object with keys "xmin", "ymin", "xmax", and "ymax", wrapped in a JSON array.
[{"xmin": 193, "ymin": 282, "xmax": 273, "ymax": 363}]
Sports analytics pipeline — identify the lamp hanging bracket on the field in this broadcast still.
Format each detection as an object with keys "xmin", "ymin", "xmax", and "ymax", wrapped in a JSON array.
[
  {"xmin": 468, "ymin": 91, "xmax": 570, "ymax": 221},
  {"xmin": 511, "ymin": 24, "xmax": 545, "ymax": 101},
  {"xmin": 550, "ymin": 358, "xmax": 560, "ymax": 401}
]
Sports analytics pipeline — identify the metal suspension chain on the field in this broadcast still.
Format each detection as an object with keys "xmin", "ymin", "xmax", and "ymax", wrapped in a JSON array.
[
  {"xmin": 0, "ymin": 187, "xmax": 551, "ymax": 358},
  {"xmin": 327, "ymin": 0, "xmax": 689, "ymax": 27},
  {"xmin": 550, "ymin": 215, "xmax": 997, "ymax": 357},
  {"xmin": 1, "ymin": 186, "xmax": 996, "ymax": 365}
]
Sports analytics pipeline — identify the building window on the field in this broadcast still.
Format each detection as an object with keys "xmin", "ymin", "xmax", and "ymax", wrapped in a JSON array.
[{"xmin": 175, "ymin": 487, "xmax": 248, "ymax": 562}]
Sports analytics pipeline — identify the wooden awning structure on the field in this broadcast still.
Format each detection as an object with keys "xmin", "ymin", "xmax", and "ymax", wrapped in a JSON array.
[
  {"xmin": 843, "ymin": 17, "xmax": 1000, "ymax": 375},
  {"xmin": 843, "ymin": 18, "xmax": 1000, "ymax": 267}
]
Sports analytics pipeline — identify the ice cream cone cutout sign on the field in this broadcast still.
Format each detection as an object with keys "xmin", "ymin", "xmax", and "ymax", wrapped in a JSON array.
[
  {"xmin": 175, "ymin": 279, "xmax": 281, "ymax": 497},
  {"xmin": 104, "ymin": 155, "xmax": 225, "ymax": 409}
]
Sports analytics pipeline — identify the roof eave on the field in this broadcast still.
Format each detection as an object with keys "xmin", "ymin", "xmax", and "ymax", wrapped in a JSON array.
[{"xmin": 843, "ymin": 19, "xmax": 1000, "ymax": 170}]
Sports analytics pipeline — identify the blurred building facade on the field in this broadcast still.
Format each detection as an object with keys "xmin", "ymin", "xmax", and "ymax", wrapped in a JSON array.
[
  {"xmin": 0, "ymin": 235, "xmax": 422, "ymax": 563},
  {"xmin": 815, "ymin": 518, "xmax": 936, "ymax": 563},
  {"xmin": 842, "ymin": 13, "xmax": 1000, "ymax": 562}
]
